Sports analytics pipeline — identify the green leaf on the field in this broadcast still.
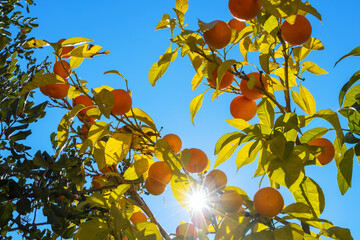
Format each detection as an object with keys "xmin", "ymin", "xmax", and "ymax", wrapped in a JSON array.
[
  {"xmin": 170, "ymin": 175, "xmax": 192, "ymax": 210},
  {"xmin": 133, "ymin": 222, "xmax": 163, "ymax": 240},
  {"xmin": 93, "ymin": 88, "xmax": 114, "ymax": 119},
  {"xmin": 291, "ymin": 90, "xmax": 307, "ymax": 113},
  {"xmin": 70, "ymin": 44, "xmax": 105, "ymax": 58},
  {"xmin": 236, "ymin": 141, "xmax": 261, "ymax": 170},
  {"xmin": 301, "ymin": 61, "xmax": 328, "ymax": 75},
  {"xmin": 56, "ymin": 105, "xmax": 84, "ymax": 158},
  {"xmin": 149, "ymin": 46, "xmax": 178, "ymax": 86},
  {"xmin": 338, "ymin": 107, "xmax": 360, "ymax": 133},
  {"xmin": 355, "ymin": 143, "xmax": 360, "ymax": 164},
  {"xmin": 215, "ymin": 212, "xmax": 251, "ymax": 240},
  {"xmin": 342, "ymin": 84, "xmax": 360, "ymax": 108},
  {"xmin": 109, "ymin": 184, "xmax": 131, "ymax": 204},
  {"xmin": 336, "ymin": 147, "xmax": 354, "ymax": 195},
  {"xmin": 261, "ymin": 148, "xmax": 305, "ymax": 192},
  {"xmin": 155, "ymin": 14, "xmax": 171, "ymax": 30},
  {"xmin": 282, "ymin": 202, "xmax": 314, "ymax": 219},
  {"xmin": 257, "ymin": 99, "xmax": 274, "ymax": 127},
  {"xmin": 274, "ymin": 223, "xmax": 304, "ymax": 240},
  {"xmin": 125, "ymin": 108, "xmax": 157, "ymax": 131},
  {"xmin": 302, "ymin": 38, "xmax": 324, "ymax": 51},
  {"xmin": 19, "ymin": 73, "xmax": 65, "ymax": 95},
  {"xmin": 22, "ymin": 39, "xmax": 49, "ymax": 49},
  {"xmin": 61, "ymin": 37, "xmax": 93, "ymax": 46},
  {"xmin": 225, "ymin": 119, "xmax": 251, "ymax": 131},
  {"xmin": 300, "ymin": 84, "xmax": 316, "ymax": 115},
  {"xmin": 105, "ymin": 132, "xmax": 132, "ymax": 165},
  {"xmin": 338, "ymin": 70, "xmax": 360, "ymax": 107},
  {"xmin": 258, "ymin": 0, "xmax": 300, "ymax": 18},
  {"xmin": 300, "ymin": 127, "xmax": 328, "ymax": 144},
  {"xmin": 215, "ymin": 132, "xmax": 245, "ymax": 155},
  {"xmin": 198, "ymin": 19, "xmax": 218, "ymax": 32},
  {"xmin": 243, "ymin": 230, "xmax": 273, "ymax": 240},
  {"xmin": 262, "ymin": 15, "xmax": 279, "ymax": 37},
  {"xmin": 173, "ymin": 8, "xmax": 185, "ymax": 27},
  {"xmin": 334, "ymin": 45, "xmax": 360, "ymax": 67},
  {"xmin": 214, "ymin": 138, "xmax": 240, "ymax": 168},
  {"xmin": 86, "ymin": 121, "xmax": 109, "ymax": 151},
  {"xmin": 74, "ymin": 218, "xmax": 109, "ymax": 240},
  {"xmin": 154, "ymin": 139, "xmax": 183, "ymax": 172},
  {"xmin": 190, "ymin": 90, "xmax": 208, "ymax": 125},
  {"xmin": 324, "ymin": 226, "xmax": 353, "ymax": 240},
  {"xmin": 292, "ymin": 177, "xmax": 325, "ymax": 218},
  {"xmin": 259, "ymin": 52, "xmax": 271, "ymax": 74},
  {"xmin": 176, "ymin": 0, "xmax": 188, "ymax": 14},
  {"xmin": 0, "ymin": 203, "xmax": 13, "ymax": 227},
  {"xmin": 299, "ymin": 2, "xmax": 322, "ymax": 22}
]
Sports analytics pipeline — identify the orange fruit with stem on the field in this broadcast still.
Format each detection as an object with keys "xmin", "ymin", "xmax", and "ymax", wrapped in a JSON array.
[
  {"xmin": 145, "ymin": 177, "xmax": 166, "ymax": 196},
  {"xmin": 207, "ymin": 67, "xmax": 234, "ymax": 90},
  {"xmin": 204, "ymin": 169, "xmax": 227, "ymax": 191},
  {"xmin": 308, "ymin": 138, "xmax": 335, "ymax": 165},
  {"xmin": 53, "ymin": 60, "xmax": 71, "ymax": 79},
  {"xmin": 45, "ymin": 81, "xmax": 70, "ymax": 99},
  {"xmin": 130, "ymin": 212, "xmax": 147, "ymax": 224},
  {"xmin": 253, "ymin": 187, "xmax": 284, "ymax": 218},
  {"xmin": 203, "ymin": 20, "xmax": 232, "ymax": 49},
  {"xmin": 240, "ymin": 72, "xmax": 268, "ymax": 100},
  {"xmin": 148, "ymin": 161, "xmax": 172, "ymax": 185},
  {"xmin": 111, "ymin": 89, "xmax": 132, "ymax": 115},
  {"xmin": 229, "ymin": 0, "xmax": 261, "ymax": 21},
  {"xmin": 73, "ymin": 95, "xmax": 95, "ymax": 116},
  {"xmin": 230, "ymin": 96, "xmax": 257, "ymax": 121},
  {"xmin": 281, "ymin": 15, "xmax": 312, "ymax": 46},
  {"xmin": 162, "ymin": 134, "xmax": 182, "ymax": 153},
  {"xmin": 228, "ymin": 18, "xmax": 246, "ymax": 32},
  {"xmin": 220, "ymin": 190, "xmax": 243, "ymax": 213},
  {"xmin": 184, "ymin": 148, "xmax": 208, "ymax": 174},
  {"xmin": 58, "ymin": 39, "xmax": 74, "ymax": 59},
  {"xmin": 176, "ymin": 223, "xmax": 197, "ymax": 239}
]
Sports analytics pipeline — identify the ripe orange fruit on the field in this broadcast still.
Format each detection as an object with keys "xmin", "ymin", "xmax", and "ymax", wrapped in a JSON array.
[
  {"xmin": 45, "ymin": 81, "xmax": 70, "ymax": 99},
  {"xmin": 81, "ymin": 124, "xmax": 90, "ymax": 138},
  {"xmin": 58, "ymin": 195, "xmax": 66, "ymax": 201},
  {"xmin": 73, "ymin": 95, "xmax": 95, "ymax": 116},
  {"xmin": 176, "ymin": 223, "xmax": 197, "ymax": 239},
  {"xmin": 253, "ymin": 187, "xmax": 284, "ymax": 218},
  {"xmin": 220, "ymin": 190, "xmax": 243, "ymax": 213},
  {"xmin": 281, "ymin": 15, "xmax": 312, "ymax": 46},
  {"xmin": 229, "ymin": 0, "xmax": 261, "ymax": 21},
  {"xmin": 162, "ymin": 134, "xmax": 182, "ymax": 153},
  {"xmin": 58, "ymin": 39, "xmax": 74, "ymax": 59},
  {"xmin": 100, "ymin": 166, "xmax": 111, "ymax": 174},
  {"xmin": 53, "ymin": 60, "xmax": 71, "ymax": 79},
  {"xmin": 111, "ymin": 89, "xmax": 132, "ymax": 115},
  {"xmin": 228, "ymin": 18, "xmax": 246, "ymax": 32},
  {"xmin": 184, "ymin": 148, "xmax": 208, "ymax": 174},
  {"xmin": 230, "ymin": 95, "xmax": 257, "ymax": 121},
  {"xmin": 204, "ymin": 169, "xmax": 227, "ymax": 191},
  {"xmin": 207, "ymin": 67, "xmax": 234, "ymax": 90},
  {"xmin": 145, "ymin": 177, "xmax": 166, "ymax": 196},
  {"xmin": 148, "ymin": 161, "xmax": 173, "ymax": 185},
  {"xmin": 308, "ymin": 138, "xmax": 335, "ymax": 165},
  {"xmin": 130, "ymin": 211, "xmax": 147, "ymax": 224},
  {"xmin": 40, "ymin": 85, "xmax": 49, "ymax": 96},
  {"xmin": 240, "ymin": 72, "xmax": 268, "ymax": 100},
  {"xmin": 203, "ymin": 20, "xmax": 232, "ymax": 49}
]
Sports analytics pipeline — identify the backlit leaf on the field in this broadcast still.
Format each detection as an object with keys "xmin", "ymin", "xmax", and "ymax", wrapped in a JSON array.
[
  {"xmin": 149, "ymin": 46, "xmax": 178, "ymax": 86},
  {"xmin": 176, "ymin": 0, "xmax": 188, "ymax": 14},
  {"xmin": 334, "ymin": 45, "xmax": 360, "ymax": 67},
  {"xmin": 338, "ymin": 70, "xmax": 360, "ymax": 107},
  {"xmin": 125, "ymin": 108, "xmax": 157, "ymax": 131},
  {"xmin": 225, "ymin": 118, "xmax": 251, "ymax": 131},
  {"xmin": 105, "ymin": 132, "xmax": 132, "ymax": 165},
  {"xmin": 236, "ymin": 141, "xmax": 261, "ymax": 170},
  {"xmin": 133, "ymin": 222, "xmax": 163, "ymax": 240},
  {"xmin": 93, "ymin": 88, "xmax": 114, "ymax": 119},
  {"xmin": 61, "ymin": 37, "xmax": 93, "ymax": 46},
  {"xmin": 342, "ymin": 84, "xmax": 360, "ymax": 108},
  {"xmin": 292, "ymin": 177, "xmax": 325, "ymax": 218},
  {"xmin": 300, "ymin": 84, "xmax": 316, "ymax": 115},
  {"xmin": 215, "ymin": 132, "xmax": 244, "ymax": 155},
  {"xmin": 291, "ymin": 90, "xmax": 307, "ymax": 113},
  {"xmin": 20, "ymin": 73, "xmax": 65, "ymax": 95},
  {"xmin": 70, "ymin": 44, "xmax": 106, "ymax": 58},
  {"xmin": 190, "ymin": 90, "xmax": 208, "ymax": 125},
  {"xmin": 108, "ymin": 184, "xmax": 131, "ymax": 204},
  {"xmin": 337, "ymin": 147, "xmax": 354, "ymax": 195},
  {"xmin": 214, "ymin": 138, "xmax": 240, "ymax": 168},
  {"xmin": 215, "ymin": 212, "xmax": 251, "ymax": 240},
  {"xmin": 23, "ymin": 39, "xmax": 49, "ymax": 49},
  {"xmin": 74, "ymin": 218, "xmax": 109, "ymax": 240},
  {"xmin": 301, "ymin": 61, "xmax": 328, "ymax": 75},
  {"xmin": 155, "ymin": 14, "xmax": 170, "ymax": 30},
  {"xmin": 257, "ymin": 99, "xmax": 274, "ymax": 127},
  {"xmin": 300, "ymin": 127, "xmax": 328, "ymax": 144}
]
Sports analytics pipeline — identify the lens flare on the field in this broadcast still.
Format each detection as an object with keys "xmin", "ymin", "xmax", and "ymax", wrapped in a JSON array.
[{"xmin": 187, "ymin": 190, "xmax": 208, "ymax": 211}]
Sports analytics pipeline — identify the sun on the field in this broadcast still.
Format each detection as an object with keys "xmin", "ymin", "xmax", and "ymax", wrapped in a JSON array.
[{"xmin": 187, "ymin": 189, "xmax": 209, "ymax": 211}]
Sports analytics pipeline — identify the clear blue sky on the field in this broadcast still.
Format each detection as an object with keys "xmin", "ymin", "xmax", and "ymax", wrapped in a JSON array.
[{"xmin": 23, "ymin": 0, "xmax": 360, "ymax": 238}]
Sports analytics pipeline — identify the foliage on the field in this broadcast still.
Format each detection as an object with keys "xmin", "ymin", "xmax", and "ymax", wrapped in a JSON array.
[{"xmin": 0, "ymin": 0, "xmax": 358, "ymax": 239}]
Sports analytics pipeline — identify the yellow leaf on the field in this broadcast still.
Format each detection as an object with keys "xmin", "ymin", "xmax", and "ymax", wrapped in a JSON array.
[
  {"xmin": 300, "ymin": 84, "xmax": 316, "ymax": 115},
  {"xmin": 20, "ymin": 73, "xmax": 65, "ymax": 95},
  {"xmin": 105, "ymin": 132, "xmax": 132, "ymax": 165},
  {"xmin": 22, "ymin": 39, "xmax": 49, "ymax": 49}
]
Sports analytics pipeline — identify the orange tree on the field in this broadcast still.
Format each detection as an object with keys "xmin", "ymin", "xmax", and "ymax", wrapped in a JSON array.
[{"xmin": 0, "ymin": 0, "xmax": 357, "ymax": 240}]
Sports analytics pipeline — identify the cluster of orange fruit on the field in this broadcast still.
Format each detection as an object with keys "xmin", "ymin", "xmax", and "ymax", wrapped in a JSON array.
[
  {"xmin": 39, "ymin": 39, "xmax": 133, "ymax": 138},
  {"xmin": 203, "ymin": 0, "xmax": 313, "ymax": 122}
]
